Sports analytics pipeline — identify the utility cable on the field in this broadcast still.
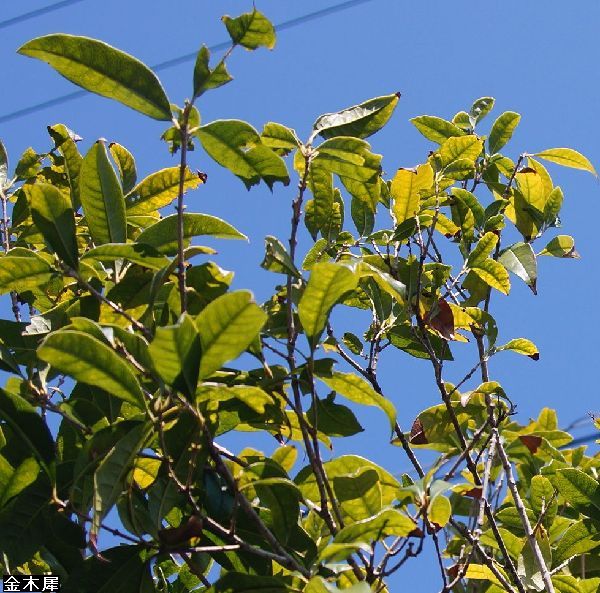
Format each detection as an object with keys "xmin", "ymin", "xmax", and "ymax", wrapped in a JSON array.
[{"xmin": 0, "ymin": 0, "xmax": 86, "ymax": 31}]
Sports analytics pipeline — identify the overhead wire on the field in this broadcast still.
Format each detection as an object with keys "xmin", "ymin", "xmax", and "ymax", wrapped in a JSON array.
[
  {"xmin": 0, "ymin": 0, "xmax": 86, "ymax": 31},
  {"xmin": 0, "ymin": 0, "xmax": 377, "ymax": 124}
]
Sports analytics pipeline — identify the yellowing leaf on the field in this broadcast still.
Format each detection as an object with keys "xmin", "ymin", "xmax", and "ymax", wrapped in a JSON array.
[
  {"xmin": 496, "ymin": 338, "xmax": 539, "ymax": 360},
  {"xmin": 428, "ymin": 495, "xmax": 451, "ymax": 528},
  {"xmin": 471, "ymin": 259, "xmax": 510, "ymax": 295},
  {"xmin": 390, "ymin": 164, "xmax": 433, "ymax": 224},
  {"xmin": 132, "ymin": 457, "xmax": 161, "ymax": 489},
  {"xmin": 535, "ymin": 148, "xmax": 597, "ymax": 176},
  {"xmin": 464, "ymin": 565, "xmax": 502, "ymax": 586},
  {"xmin": 410, "ymin": 115, "xmax": 466, "ymax": 144},
  {"xmin": 467, "ymin": 232, "xmax": 498, "ymax": 267}
]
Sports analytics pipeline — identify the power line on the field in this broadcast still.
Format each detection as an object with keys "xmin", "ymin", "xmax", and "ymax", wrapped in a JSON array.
[
  {"xmin": 0, "ymin": 0, "xmax": 86, "ymax": 31},
  {"xmin": 0, "ymin": 0, "xmax": 377, "ymax": 124}
]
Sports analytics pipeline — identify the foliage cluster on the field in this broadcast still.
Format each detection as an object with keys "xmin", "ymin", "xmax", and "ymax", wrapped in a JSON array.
[{"xmin": 0, "ymin": 7, "xmax": 598, "ymax": 593}]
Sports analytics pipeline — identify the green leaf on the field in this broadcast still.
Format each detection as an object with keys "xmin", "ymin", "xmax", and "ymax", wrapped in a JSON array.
[
  {"xmin": 196, "ymin": 290, "xmax": 267, "ymax": 379},
  {"xmin": 496, "ymin": 338, "xmax": 539, "ymax": 360},
  {"xmin": 539, "ymin": 235, "xmax": 579, "ymax": 258},
  {"xmin": 391, "ymin": 164, "xmax": 434, "ymax": 224},
  {"xmin": 197, "ymin": 120, "xmax": 289, "ymax": 189},
  {"xmin": 316, "ymin": 137, "xmax": 381, "ymax": 182},
  {"xmin": 438, "ymin": 135, "xmax": 482, "ymax": 167},
  {"xmin": 271, "ymin": 446, "xmax": 297, "ymax": 473},
  {"xmin": 307, "ymin": 395, "xmax": 364, "ymax": 437},
  {"xmin": 313, "ymin": 93, "xmax": 400, "ymax": 140},
  {"xmin": 488, "ymin": 111, "xmax": 521, "ymax": 154},
  {"xmin": 109, "ymin": 142, "xmax": 137, "ymax": 194},
  {"xmin": 62, "ymin": 544, "xmax": 153, "ymax": 593},
  {"xmin": 126, "ymin": 166, "xmax": 204, "ymax": 215},
  {"xmin": 410, "ymin": 116, "xmax": 466, "ymax": 144},
  {"xmin": 0, "ymin": 456, "xmax": 39, "ymax": 508},
  {"xmin": 80, "ymin": 140, "xmax": 127, "ymax": 245},
  {"xmin": 222, "ymin": 9, "xmax": 276, "ymax": 50},
  {"xmin": 197, "ymin": 385, "xmax": 273, "ymax": 414},
  {"xmin": 498, "ymin": 242, "xmax": 537, "ymax": 294},
  {"xmin": 350, "ymin": 195, "xmax": 374, "ymax": 236},
  {"xmin": 261, "ymin": 122, "xmax": 301, "ymax": 156},
  {"xmin": 0, "ymin": 390, "xmax": 54, "ymax": 477},
  {"xmin": 193, "ymin": 45, "xmax": 233, "ymax": 99},
  {"xmin": 207, "ymin": 573, "xmax": 290, "ymax": 593},
  {"xmin": 18, "ymin": 34, "xmax": 171, "ymax": 120},
  {"xmin": 0, "ymin": 254, "xmax": 54, "ymax": 295},
  {"xmin": 333, "ymin": 467, "xmax": 382, "ymax": 522},
  {"xmin": 517, "ymin": 530, "xmax": 551, "ymax": 592},
  {"xmin": 49, "ymin": 124, "xmax": 83, "ymax": 209},
  {"xmin": 333, "ymin": 508, "xmax": 415, "ymax": 544},
  {"xmin": 92, "ymin": 422, "xmax": 150, "ymax": 539},
  {"xmin": 0, "ymin": 140, "xmax": 7, "ymax": 187},
  {"xmin": 554, "ymin": 468, "xmax": 600, "ymax": 517},
  {"xmin": 136, "ymin": 212, "xmax": 246, "ymax": 255},
  {"xmin": 467, "ymin": 232, "xmax": 498, "ymax": 266},
  {"xmin": 554, "ymin": 520, "xmax": 600, "ymax": 565},
  {"xmin": 317, "ymin": 371, "xmax": 396, "ymax": 431},
  {"xmin": 81, "ymin": 243, "xmax": 169, "ymax": 271},
  {"xmin": 26, "ymin": 183, "xmax": 78, "ymax": 267},
  {"xmin": 38, "ymin": 330, "xmax": 145, "ymax": 409},
  {"xmin": 296, "ymin": 455, "xmax": 400, "ymax": 507},
  {"xmin": 298, "ymin": 263, "xmax": 359, "ymax": 347},
  {"xmin": 535, "ymin": 148, "xmax": 597, "ymax": 175},
  {"xmin": 470, "ymin": 97, "xmax": 495, "ymax": 123},
  {"xmin": 149, "ymin": 313, "xmax": 201, "ymax": 399},
  {"xmin": 261, "ymin": 236, "xmax": 301, "ymax": 277},
  {"xmin": 530, "ymin": 475, "xmax": 557, "ymax": 530}
]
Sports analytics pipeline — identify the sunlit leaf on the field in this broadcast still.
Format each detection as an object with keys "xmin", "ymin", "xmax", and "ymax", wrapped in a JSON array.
[
  {"xmin": 535, "ymin": 148, "xmax": 596, "ymax": 175},
  {"xmin": 333, "ymin": 508, "xmax": 415, "ymax": 544},
  {"xmin": 193, "ymin": 45, "xmax": 232, "ymax": 98},
  {"xmin": 317, "ymin": 371, "xmax": 396, "ymax": 431},
  {"xmin": 298, "ymin": 263, "xmax": 358, "ymax": 347},
  {"xmin": 197, "ymin": 120, "xmax": 289, "ymax": 189},
  {"xmin": 80, "ymin": 140, "xmax": 127, "ymax": 245},
  {"xmin": 539, "ymin": 235, "xmax": 579, "ymax": 258},
  {"xmin": 410, "ymin": 116, "xmax": 466, "ymax": 144},
  {"xmin": 222, "ymin": 9, "xmax": 276, "ymax": 50},
  {"xmin": 498, "ymin": 242, "xmax": 537, "ymax": 294},
  {"xmin": 496, "ymin": 338, "xmax": 539, "ymax": 360},
  {"xmin": 391, "ymin": 164, "xmax": 433, "ymax": 224},
  {"xmin": 136, "ymin": 212, "xmax": 246, "ymax": 255},
  {"xmin": 488, "ymin": 111, "xmax": 520, "ymax": 154},
  {"xmin": 196, "ymin": 290, "xmax": 267, "ymax": 379},
  {"xmin": 18, "ymin": 34, "xmax": 171, "ymax": 120},
  {"xmin": 126, "ymin": 166, "xmax": 204, "ymax": 215},
  {"xmin": 313, "ymin": 93, "xmax": 400, "ymax": 140}
]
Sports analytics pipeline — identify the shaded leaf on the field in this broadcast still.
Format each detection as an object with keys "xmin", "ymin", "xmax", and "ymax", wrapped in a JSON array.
[
  {"xmin": 539, "ymin": 235, "xmax": 579, "ymax": 258},
  {"xmin": 0, "ymin": 456, "xmax": 39, "ymax": 509},
  {"xmin": 81, "ymin": 243, "xmax": 169, "ymax": 270},
  {"xmin": 109, "ymin": 142, "xmax": 137, "ymax": 194}
]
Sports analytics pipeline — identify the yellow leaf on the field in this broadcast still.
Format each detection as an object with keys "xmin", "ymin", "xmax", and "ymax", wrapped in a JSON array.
[
  {"xmin": 133, "ymin": 457, "xmax": 161, "ymax": 489},
  {"xmin": 471, "ymin": 259, "xmax": 510, "ymax": 295},
  {"xmin": 535, "ymin": 147, "xmax": 597, "ymax": 176},
  {"xmin": 390, "ymin": 163, "xmax": 433, "ymax": 224}
]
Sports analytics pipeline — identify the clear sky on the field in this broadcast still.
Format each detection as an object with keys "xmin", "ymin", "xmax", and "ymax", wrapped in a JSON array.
[{"xmin": 1, "ymin": 1, "xmax": 599, "ymax": 590}]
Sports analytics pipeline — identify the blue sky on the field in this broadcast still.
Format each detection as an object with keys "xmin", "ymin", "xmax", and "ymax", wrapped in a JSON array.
[{"xmin": 1, "ymin": 1, "xmax": 599, "ymax": 590}]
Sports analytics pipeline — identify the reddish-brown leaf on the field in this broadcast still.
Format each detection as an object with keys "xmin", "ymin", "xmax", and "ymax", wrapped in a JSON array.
[
  {"xmin": 409, "ymin": 417, "xmax": 428, "ymax": 445},
  {"xmin": 425, "ymin": 298, "xmax": 455, "ymax": 340},
  {"xmin": 519, "ymin": 434, "xmax": 542, "ymax": 453}
]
